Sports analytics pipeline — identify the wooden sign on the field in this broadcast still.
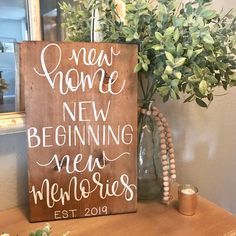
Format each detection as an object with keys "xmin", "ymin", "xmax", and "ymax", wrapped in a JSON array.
[{"xmin": 21, "ymin": 41, "xmax": 137, "ymax": 222}]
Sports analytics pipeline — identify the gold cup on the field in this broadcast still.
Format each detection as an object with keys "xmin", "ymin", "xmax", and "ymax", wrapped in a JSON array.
[{"xmin": 178, "ymin": 184, "xmax": 198, "ymax": 216}]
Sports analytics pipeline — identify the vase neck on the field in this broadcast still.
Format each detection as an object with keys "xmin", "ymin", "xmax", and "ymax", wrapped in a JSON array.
[{"xmin": 139, "ymin": 99, "xmax": 155, "ymax": 109}]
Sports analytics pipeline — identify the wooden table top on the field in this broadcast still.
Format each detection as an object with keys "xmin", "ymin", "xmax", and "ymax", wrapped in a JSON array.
[{"xmin": 0, "ymin": 195, "xmax": 236, "ymax": 236}]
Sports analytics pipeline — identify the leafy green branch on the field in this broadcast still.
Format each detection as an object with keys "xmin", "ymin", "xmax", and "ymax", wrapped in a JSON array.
[{"xmin": 60, "ymin": 0, "xmax": 236, "ymax": 108}]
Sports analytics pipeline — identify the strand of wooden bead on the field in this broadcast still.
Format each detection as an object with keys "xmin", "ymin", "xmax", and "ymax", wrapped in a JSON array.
[
  {"xmin": 161, "ymin": 120, "xmax": 176, "ymax": 182},
  {"xmin": 153, "ymin": 107, "xmax": 177, "ymax": 204},
  {"xmin": 138, "ymin": 106, "xmax": 176, "ymax": 203},
  {"xmin": 151, "ymin": 107, "xmax": 171, "ymax": 203},
  {"xmin": 152, "ymin": 107, "xmax": 177, "ymax": 181}
]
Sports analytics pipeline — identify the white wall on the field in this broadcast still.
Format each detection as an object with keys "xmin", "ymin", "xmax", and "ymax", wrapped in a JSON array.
[
  {"xmin": 159, "ymin": 87, "xmax": 236, "ymax": 214},
  {"xmin": 211, "ymin": 0, "xmax": 235, "ymax": 12},
  {"xmin": 0, "ymin": 0, "xmax": 236, "ymax": 214}
]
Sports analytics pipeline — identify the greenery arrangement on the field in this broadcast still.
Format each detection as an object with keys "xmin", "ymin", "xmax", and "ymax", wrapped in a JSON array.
[
  {"xmin": 28, "ymin": 223, "xmax": 52, "ymax": 236},
  {"xmin": 60, "ymin": 0, "xmax": 236, "ymax": 108},
  {"xmin": 0, "ymin": 223, "xmax": 70, "ymax": 236}
]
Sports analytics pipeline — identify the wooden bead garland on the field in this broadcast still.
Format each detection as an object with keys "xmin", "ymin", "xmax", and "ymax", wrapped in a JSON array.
[{"xmin": 139, "ymin": 105, "xmax": 177, "ymax": 204}]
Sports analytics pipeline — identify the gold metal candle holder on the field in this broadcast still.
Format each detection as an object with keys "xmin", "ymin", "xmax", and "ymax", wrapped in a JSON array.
[{"xmin": 178, "ymin": 184, "xmax": 198, "ymax": 216}]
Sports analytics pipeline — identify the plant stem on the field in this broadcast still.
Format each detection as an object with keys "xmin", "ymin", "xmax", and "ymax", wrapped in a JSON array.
[
  {"xmin": 137, "ymin": 113, "xmax": 145, "ymax": 151},
  {"xmin": 138, "ymin": 73, "xmax": 146, "ymax": 99},
  {"xmin": 151, "ymin": 127, "xmax": 159, "ymax": 180}
]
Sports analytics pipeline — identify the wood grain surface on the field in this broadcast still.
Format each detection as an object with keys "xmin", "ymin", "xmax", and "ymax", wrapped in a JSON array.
[
  {"xmin": 21, "ymin": 41, "xmax": 137, "ymax": 222},
  {"xmin": 0, "ymin": 187, "xmax": 236, "ymax": 236}
]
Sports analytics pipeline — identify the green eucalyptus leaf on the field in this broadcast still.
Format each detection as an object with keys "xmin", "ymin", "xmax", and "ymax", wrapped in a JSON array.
[
  {"xmin": 222, "ymin": 81, "xmax": 228, "ymax": 90},
  {"xmin": 126, "ymin": 4, "xmax": 137, "ymax": 11},
  {"xmin": 173, "ymin": 16, "xmax": 185, "ymax": 27},
  {"xmin": 196, "ymin": 98, "xmax": 208, "ymax": 108},
  {"xmin": 191, "ymin": 32, "xmax": 200, "ymax": 46},
  {"xmin": 175, "ymin": 57, "xmax": 186, "ymax": 67},
  {"xmin": 194, "ymin": 49, "xmax": 204, "ymax": 56},
  {"xmin": 187, "ymin": 49, "xmax": 194, "ymax": 59},
  {"xmin": 185, "ymin": 83, "xmax": 193, "ymax": 93},
  {"xmin": 138, "ymin": 55, "xmax": 144, "ymax": 63},
  {"xmin": 187, "ymin": 15, "xmax": 194, "ymax": 24},
  {"xmin": 174, "ymin": 71, "xmax": 182, "ymax": 79},
  {"xmin": 194, "ymin": 89, "xmax": 206, "ymax": 99},
  {"xmin": 200, "ymin": 9, "xmax": 217, "ymax": 20},
  {"xmin": 191, "ymin": 32, "xmax": 199, "ymax": 40},
  {"xmin": 171, "ymin": 79, "xmax": 179, "ymax": 87},
  {"xmin": 133, "ymin": 32, "xmax": 139, "ymax": 39},
  {"xmin": 162, "ymin": 74, "xmax": 169, "ymax": 82},
  {"xmin": 170, "ymin": 88, "xmax": 178, "ymax": 100},
  {"xmin": 197, "ymin": 17, "xmax": 204, "ymax": 28},
  {"xmin": 154, "ymin": 63, "xmax": 165, "ymax": 76},
  {"xmin": 163, "ymin": 94, "xmax": 170, "ymax": 102},
  {"xmin": 142, "ymin": 63, "xmax": 148, "ymax": 72},
  {"xmin": 173, "ymin": 29, "xmax": 180, "ymax": 42},
  {"xmin": 139, "ymin": 10, "xmax": 149, "ymax": 16},
  {"xmin": 164, "ymin": 26, "xmax": 175, "ymax": 37},
  {"xmin": 157, "ymin": 3, "xmax": 168, "ymax": 22},
  {"xmin": 216, "ymin": 62, "xmax": 228, "ymax": 70},
  {"xmin": 192, "ymin": 38, "xmax": 200, "ymax": 47},
  {"xmin": 199, "ymin": 80, "xmax": 208, "ymax": 95},
  {"xmin": 35, "ymin": 230, "xmax": 44, "ymax": 236},
  {"xmin": 204, "ymin": 43, "xmax": 214, "ymax": 50},
  {"xmin": 206, "ymin": 75, "xmax": 218, "ymax": 84},
  {"xmin": 152, "ymin": 44, "xmax": 164, "ymax": 51},
  {"xmin": 165, "ymin": 65, "xmax": 173, "ymax": 75},
  {"xmin": 188, "ymin": 75, "xmax": 201, "ymax": 83},
  {"xmin": 207, "ymin": 93, "xmax": 214, "ymax": 102},
  {"xmin": 205, "ymin": 56, "xmax": 216, "ymax": 62},
  {"xmin": 177, "ymin": 43, "xmax": 184, "ymax": 56},
  {"xmin": 165, "ymin": 51, "xmax": 175, "ymax": 64},
  {"xmin": 192, "ymin": 64, "xmax": 203, "ymax": 78},
  {"xmin": 122, "ymin": 27, "xmax": 132, "ymax": 35},
  {"xmin": 134, "ymin": 63, "xmax": 142, "ymax": 73},
  {"xmin": 231, "ymin": 48, "xmax": 236, "ymax": 55},
  {"xmin": 201, "ymin": 32, "xmax": 214, "ymax": 44},
  {"xmin": 158, "ymin": 86, "xmax": 170, "ymax": 96},
  {"xmin": 155, "ymin": 32, "xmax": 164, "ymax": 42},
  {"xmin": 165, "ymin": 42, "xmax": 176, "ymax": 55},
  {"xmin": 185, "ymin": 2, "xmax": 193, "ymax": 15},
  {"xmin": 184, "ymin": 94, "xmax": 195, "ymax": 103}
]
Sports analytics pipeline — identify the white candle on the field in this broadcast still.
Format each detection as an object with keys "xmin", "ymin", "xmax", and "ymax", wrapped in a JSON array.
[{"xmin": 181, "ymin": 188, "xmax": 196, "ymax": 195}]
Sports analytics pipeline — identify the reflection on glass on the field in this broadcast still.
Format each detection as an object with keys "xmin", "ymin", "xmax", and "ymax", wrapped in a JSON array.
[
  {"xmin": 0, "ymin": 0, "xmax": 27, "ymax": 113},
  {"xmin": 40, "ymin": 0, "xmax": 68, "ymax": 41}
]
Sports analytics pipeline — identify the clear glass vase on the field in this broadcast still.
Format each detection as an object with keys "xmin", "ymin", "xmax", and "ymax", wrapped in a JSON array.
[{"xmin": 138, "ymin": 112, "xmax": 163, "ymax": 200}]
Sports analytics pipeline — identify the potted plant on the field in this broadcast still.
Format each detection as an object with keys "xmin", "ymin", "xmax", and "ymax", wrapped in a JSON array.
[
  {"xmin": 0, "ymin": 71, "xmax": 8, "ymax": 104},
  {"xmin": 60, "ymin": 0, "xmax": 236, "ymax": 200}
]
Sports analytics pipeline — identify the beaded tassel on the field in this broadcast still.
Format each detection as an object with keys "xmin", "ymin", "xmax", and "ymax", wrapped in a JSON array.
[{"xmin": 139, "ymin": 106, "xmax": 176, "ymax": 204}]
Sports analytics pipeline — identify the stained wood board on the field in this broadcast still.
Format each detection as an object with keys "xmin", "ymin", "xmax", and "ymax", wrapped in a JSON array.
[{"xmin": 21, "ymin": 41, "xmax": 137, "ymax": 222}]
